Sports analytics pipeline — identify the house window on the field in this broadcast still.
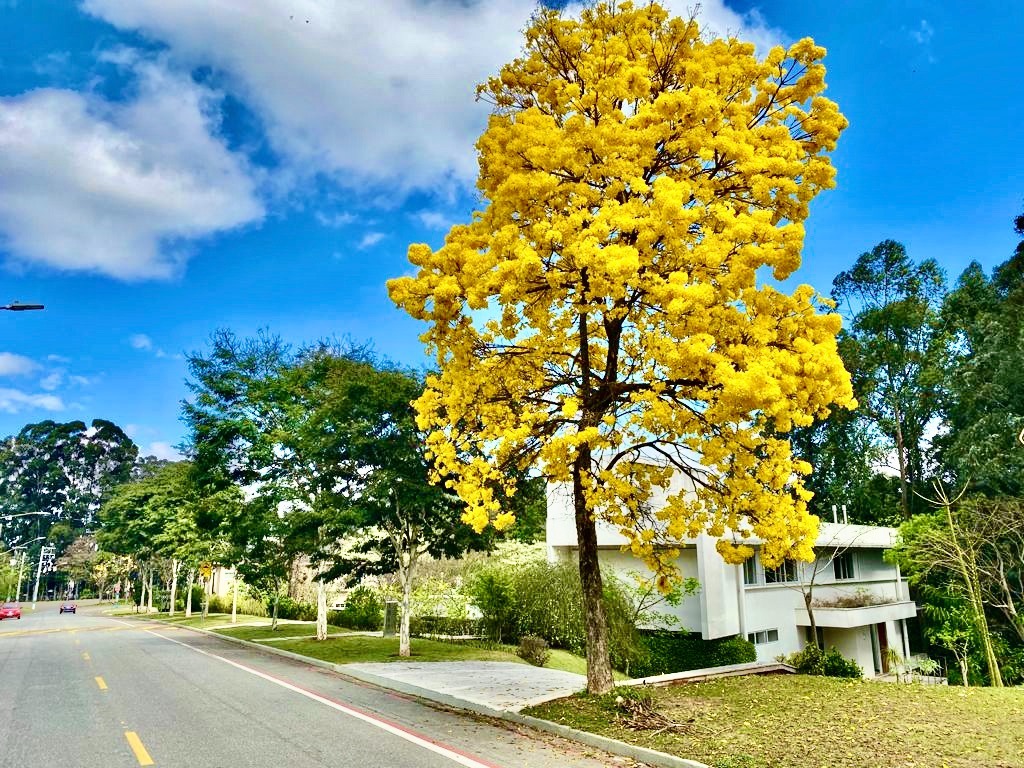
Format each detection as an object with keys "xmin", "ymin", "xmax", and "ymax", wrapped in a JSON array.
[
  {"xmin": 747, "ymin": 628, "xmax": 780, "ymax": 645},
  {"xmin": 743, "ymin": 556, "xmax": 759, "ymax": 585},
  {"xmin": 833, "ymin": 551, "xmax": 855, "ymax": 580},
  {"xmin": 764, "ymin": 560, "xmax": 797, "ymax": 584}
]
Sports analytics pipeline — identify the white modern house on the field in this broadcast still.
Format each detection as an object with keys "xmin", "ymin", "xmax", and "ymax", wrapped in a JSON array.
[{"xmin": 546, "ymin": 480, "xmax": 918, "ymax": 677}]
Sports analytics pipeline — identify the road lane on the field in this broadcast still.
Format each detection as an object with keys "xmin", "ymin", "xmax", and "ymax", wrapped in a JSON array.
[
  {"xmin": 0, "ymin": 604, "xmax": 138, "ymax": 767},
  {"xmin": 0, "ymin": 604, "xmax": 636, "ymax": 768}
]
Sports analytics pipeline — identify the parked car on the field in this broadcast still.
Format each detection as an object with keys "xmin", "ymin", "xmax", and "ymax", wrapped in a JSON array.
[
  {"xmin": 0, "ymin": 603, "xmax": 21, "ymax": 620},
  {"xmin": 59, "ymin": 602, "xmax": 77, "ymax": 614}
]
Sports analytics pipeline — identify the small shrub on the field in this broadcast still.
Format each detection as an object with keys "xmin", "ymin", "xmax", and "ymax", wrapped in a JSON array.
[
  {"xmin": 784, "ymin": 643, "xmax": 862, "ymax": 678},
  {"xmin": 517, "ymin": 635, "xmax": 551, "ymax": 667},
  {"xmin": 330, "ymin": 585, "xmax": 383, "ymax": 631}
]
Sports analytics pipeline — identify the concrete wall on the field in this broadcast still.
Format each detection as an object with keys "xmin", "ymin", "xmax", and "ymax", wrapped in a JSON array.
[{"xmin": 827, "ymin": 625, "xmax": 876, "ymax": 674}]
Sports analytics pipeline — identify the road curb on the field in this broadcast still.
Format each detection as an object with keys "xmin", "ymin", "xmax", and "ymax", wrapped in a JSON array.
[{"xmin": 139, "ymin": 618, "xmax": 709, "ymax": 768}]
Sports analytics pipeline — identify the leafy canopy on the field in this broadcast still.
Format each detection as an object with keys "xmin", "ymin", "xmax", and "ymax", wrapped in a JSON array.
[{"xmin": 389, "ymin": 1, "xmax": 852, "ymax": 571}]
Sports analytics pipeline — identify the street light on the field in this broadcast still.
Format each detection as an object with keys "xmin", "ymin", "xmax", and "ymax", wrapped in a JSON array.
[
  {"xmin": 0, "ymin": 511, "xmax": 49, "ymax": 547},
  {"xmin": 1, "ymin": 301, "xmax": 44, "ymax": 312}
]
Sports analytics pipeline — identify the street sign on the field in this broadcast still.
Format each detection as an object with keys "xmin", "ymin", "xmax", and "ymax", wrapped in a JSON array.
[{"xmin": 199, "ymin": 562, "xmax": 213, "ymax": 579}]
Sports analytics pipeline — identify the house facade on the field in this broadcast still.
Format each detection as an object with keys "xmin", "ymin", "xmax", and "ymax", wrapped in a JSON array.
[{"xmin": 545, "ymin": 481, "xmax": 918, "ymax": 677}]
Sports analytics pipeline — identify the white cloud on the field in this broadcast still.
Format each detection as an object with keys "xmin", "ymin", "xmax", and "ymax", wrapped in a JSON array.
[
  {"xmin": 46, "ymin": 354, "xmax": 70, "ymax": 363},
  {"xmin": 0, "ymin": 57, "xmax": 263, "ymax": 279},
  {"xmin": 82, "ymin": 1, "xmax": 782, "ymax": 197},
  {"xmin": 357, "ymin": 232, "xmax": 385, "ymax": 250},
  {"xmin": 144, "ymin": 441, "xmax": 183, "ymax": 461},
  {"xmin": 129, "ymin": 334, "xmax": 153, "ymax": 350},
  {"xmin": 911, "ymin": 19, "xmax": 934, "ymax": 45},
  {"xmin": 0, "ymin": 352, "xmax": 37, "ymax": 376},
  {"xmin": 315, "ymin": 210, "xmax": 356, "ymax": 228},
  {"xmin": 414, "ymin": 210, "xmax": 456, "ymax": 231},
  {"xmin": 39, "ymin": 371, "xmax": 63, "ymax": 391},
  {"xmin": 0, "ymin": 387, "xmax": 64, "ymax": 413}
]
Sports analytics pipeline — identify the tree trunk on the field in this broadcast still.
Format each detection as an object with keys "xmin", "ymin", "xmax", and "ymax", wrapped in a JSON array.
[
  {"xmin": 399, "ymin": 566, "xmax": 414, "ymax": 658},
  {"xmin": 946, "ymin": 503, "xmax": 1003, "ymax": 687},
  {"xmin": 804, "ymin": 591, "xmax": 820, "ymax": 649},
  {"xmin": 231, "ymin": 575, "xmax": 238, "ymax": 624},
  {"xmin": 146, "ymin": 568, "xmax": 154, "ymax": 613},
  {"xmin": 316, "ymin": 579, "xmax": 328, "ymax": 641},
  {"xmin": 893, "ymin": 407, "xmax": 911, "ymax": 519},
  {"xmin": 168, "ymin": 559, "xmax": 179, "ymax": 617},
  {"xmin": 184, "ymin": 570, "xmax": 195, "ymax": 618},
  {"xmin": 573, "ymin": 450, "xmax": 615, "ymax": 694},
  {"xmin": 957, "ymin": 650, "xmax": 970, "ymax": 687},
  {"xmin": 271, "ymin": 593, "xmax": 279, "ymax": 630}
]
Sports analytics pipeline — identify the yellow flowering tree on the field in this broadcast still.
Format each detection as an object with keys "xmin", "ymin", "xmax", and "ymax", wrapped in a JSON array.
[{"xmin": 389, "ymin": 2, "xmax": 853, "ymax": 693}]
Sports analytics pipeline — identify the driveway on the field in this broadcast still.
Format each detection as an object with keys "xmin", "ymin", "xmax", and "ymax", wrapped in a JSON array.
[{"xmin": 342, "ymin": 660, "xmax": 587, "ymax": 712}]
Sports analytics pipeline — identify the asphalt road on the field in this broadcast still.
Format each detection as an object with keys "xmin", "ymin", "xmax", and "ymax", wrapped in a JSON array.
[{"xmin": 0, "ymin": 602, "xmax": 635, "ymax": 768}]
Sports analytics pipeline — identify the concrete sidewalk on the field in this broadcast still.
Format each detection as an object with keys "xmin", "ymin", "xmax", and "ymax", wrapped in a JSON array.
[{"xmin": 342, "ymin": 660, "xmax": 587, "ymax": 712}]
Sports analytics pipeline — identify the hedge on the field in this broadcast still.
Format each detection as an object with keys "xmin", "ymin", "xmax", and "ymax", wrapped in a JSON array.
[{"xmin": 630, "ymin": 631, "xmax": 757, "ymax": 677}]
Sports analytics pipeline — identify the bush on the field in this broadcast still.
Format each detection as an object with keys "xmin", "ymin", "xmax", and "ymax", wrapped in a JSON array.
[
  {"xmin": 517, "ymin": 635, "xmax": 551, "ymax": 667},
  {"xmin": 784, "ymin": 644, "xmax": 862, "ymax": 678},
  {"xmin": 330, "ymin": 585, "xmax": 383, "ymax": 631},
  {"xmin": 206, "ymin": 593, "xmax": 268, "ymax": 617},
  {"xmin": 409, "ymin": 615, "xmax": 483, "ymax": 638},
  {"xmin": 468, "ymin": 569, "xmax": 516, "ymax": 642},
  {"xmin": 273, "ymin": 596, "xmax": 317, "ymax": 621},
  {"xmin": 630, "ymin": 632, "xmax": 756, "ymax": 678},
  {"xmin": 469, "ymin": 560, "xmax": 646, "ymax": 672}
]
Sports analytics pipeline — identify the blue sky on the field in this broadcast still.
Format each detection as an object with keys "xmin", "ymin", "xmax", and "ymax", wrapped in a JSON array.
[{"xmin": 0, "ymin": 0, "xmax": 1021, "ymax": 458}]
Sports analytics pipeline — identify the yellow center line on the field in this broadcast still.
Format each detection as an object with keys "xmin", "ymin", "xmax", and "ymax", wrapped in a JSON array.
[
  {"xmin": 124, "ymin": 731, "xmax": 154, "ymax": 766},
  {"xmin": 82, "ymin": 651, "xmax": 91, "ymax": 661},
  {"xmin": 94, "ymin": 676, "xmax": 107, "ymax": 690}
]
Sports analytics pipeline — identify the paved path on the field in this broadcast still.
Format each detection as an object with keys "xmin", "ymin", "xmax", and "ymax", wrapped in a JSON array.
[
  {"xmin": 0, "ymin": 602, "xmax": 637, "ymax": 767},
  {"xmin": 343, "ymin": 661, "xmax": 587, "ymax": 712}
]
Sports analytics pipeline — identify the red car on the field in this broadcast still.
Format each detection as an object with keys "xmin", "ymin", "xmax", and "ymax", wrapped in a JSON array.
[
  {"xmin": 0, "ymin": 602, "xmax": 21, "ymax": 620},
  {"xmin": 59, "ymin": 603, "xmax": 76, "ymax": 614}
]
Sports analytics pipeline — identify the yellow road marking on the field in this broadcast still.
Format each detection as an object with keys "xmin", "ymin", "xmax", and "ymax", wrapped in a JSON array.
[
  {"xmin": 125, "ymin": 731, "xmax": 154, "ymax": 766},
  {"xmin": 82, "ymin": 651, "xmax": 90, "ymax": 661},
  {"xmin": 74, "ymin": 638, "xmax": 80, "ymax": 645},
  {"xmin": 94, "ymin": 676, "xmax": 107, "ymax": 690},
  {"xmin": 0, "ymin": 624, "xmax": 159, "ymax": 640}
]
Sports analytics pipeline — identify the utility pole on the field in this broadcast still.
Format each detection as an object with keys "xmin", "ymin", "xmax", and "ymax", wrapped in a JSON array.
[
  {"xmin": 12, "ymin": 551, "xmax": 26, "ymax": 603},
  {"xmin": 31, "ymin": 545, "xmax": 54, "ymax": 609}
]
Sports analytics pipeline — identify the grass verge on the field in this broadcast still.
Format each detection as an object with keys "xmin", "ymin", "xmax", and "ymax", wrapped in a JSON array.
[
  {"xmin": 525, "ymin": 674, "xmax": 1024, "ymax": 768},
  {"xmin": 213, "ymin": 624, "xmax": 609, "ymax": 677},
  {"xmin": 135, "ymin": 612, "xmax": 283, "ymax": 629}
]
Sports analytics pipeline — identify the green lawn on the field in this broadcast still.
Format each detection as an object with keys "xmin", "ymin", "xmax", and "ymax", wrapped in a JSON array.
[
  {"xmin": 138, "ymin": 612, "xmax": 283, "ymax": 629},
  {"xmin": 213, "ymin": 624, "xmax": 607, "ymax": 677},
  {"xmin": 215, "ymin": 622, "xmax": 335, "ymax": 641},
  {"xmin": 526, "ymin": 674, "xmax": 1024, "ymax": 768}
]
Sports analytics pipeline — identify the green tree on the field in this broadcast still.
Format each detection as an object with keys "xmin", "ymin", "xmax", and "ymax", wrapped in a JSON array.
[
  {"xmin": 832, "ymin": 241, "xmax": 946, "ymax": 518},
  {"xmin": 790, "ymin": 333, "xmax": 901, "ymax": 525},
  {"xmin": 892, "ymin": 489, "xmax": 1007, "ymax": 687},
  {"xmin": 183, "ymin": 330, "xmax": 301, "ymax": 627},
  {"xmin": 0, "ymin": 419, "xmax": 139, "ymax": 538},
  {"xmin": 293, "ymin": 355, "xmax": 492, "ymax": 656},
  {"xmin": 937, "ymin": 212, "xmax": 1024, "ymax": 493}
]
